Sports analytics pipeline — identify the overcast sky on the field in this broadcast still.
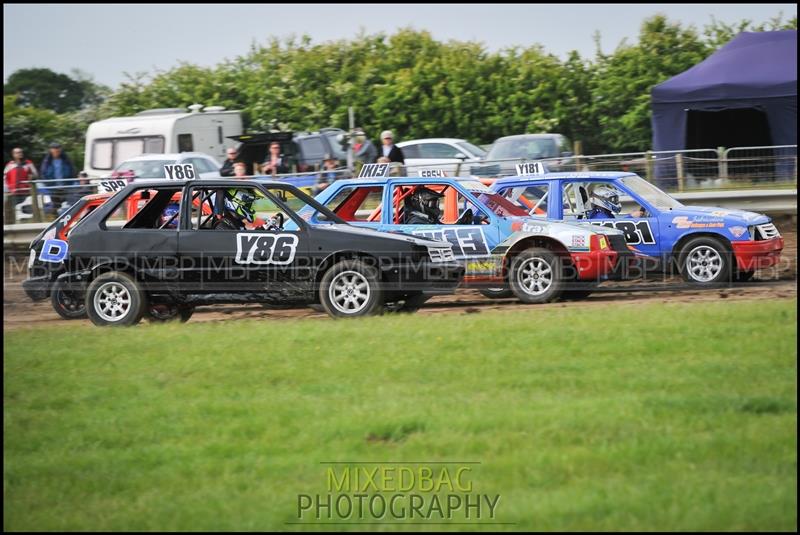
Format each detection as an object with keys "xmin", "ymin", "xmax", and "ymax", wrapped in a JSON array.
[{"xmin": 4, "ymin": 3, "xmax": 796, "ymax": 88}]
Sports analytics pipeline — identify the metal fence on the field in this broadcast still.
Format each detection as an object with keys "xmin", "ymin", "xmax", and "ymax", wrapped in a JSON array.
[{"xmin": 4, "ymin": 145, "xmax": 796, "ymax": 224}]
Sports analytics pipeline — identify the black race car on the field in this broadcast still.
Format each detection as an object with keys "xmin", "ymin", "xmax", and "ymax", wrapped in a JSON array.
[{"xmin": 57, "ymin": 179, "xmax": 463, "ymax": 325}]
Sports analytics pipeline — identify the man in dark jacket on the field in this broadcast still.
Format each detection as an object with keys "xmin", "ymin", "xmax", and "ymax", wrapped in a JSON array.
[
  {"xmin": 219, "ymin": 147, "xmax": 239, "ymax": 177},
  {"xmin": 40, "ymin": 142, "xmax": 75, "ymax": 213},
  {"xmin": 378, "ymin": 130, "xmax": 405, "ymax": 164}
]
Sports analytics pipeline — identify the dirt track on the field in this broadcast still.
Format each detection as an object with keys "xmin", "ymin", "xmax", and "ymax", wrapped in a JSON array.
[{"xmin": 4, "ymin": 219, "xmax": 796, "ymax": 331}]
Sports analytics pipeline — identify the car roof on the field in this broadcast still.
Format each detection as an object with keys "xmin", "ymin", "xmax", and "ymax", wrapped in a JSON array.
[
  {"xmin": 119, "ymin": 178, "xmax": 293, "ymax": 188},
  {"xmin": 397, "ymin": 138, "xmax": 469, "ymax": 146},
  {"xmin": 326, "ymin": 176, "xmax": 484, "ymax": 187},
  {"xmin": 493, "ymin": 134, "xmax": 564, "ymax": 142},
  {"xmin": 118, "ymin": 153, "xmax": 215, "ymax": 162},
  {"xmin": 493, "ymin": 172, "xmax": 637, "ymax": 186}
]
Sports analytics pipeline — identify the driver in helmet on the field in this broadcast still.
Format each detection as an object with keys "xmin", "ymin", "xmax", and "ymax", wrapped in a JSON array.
[
  {"xmin": 214, "ymin": 189, "xmax": 257, "ymax": 230},
  {"xmin": 586, "ymin": 186, "xmax": 621, "ymax": 219},
  {"xmin": 404, "ymin": 186, "xmax": 444, "ymax": 224},
  {"xmin": 160, "ymin": 202, "xmax": 180, "ymax": 228}
]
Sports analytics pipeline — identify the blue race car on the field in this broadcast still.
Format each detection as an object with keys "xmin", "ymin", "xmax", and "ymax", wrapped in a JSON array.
[
  {"xmin": 490, "ymin": 171, "xmax": 784, "ymax": 284},
  {"xmin": 308, "ymin": 173, "xmax": 629, "ymax": 303}
]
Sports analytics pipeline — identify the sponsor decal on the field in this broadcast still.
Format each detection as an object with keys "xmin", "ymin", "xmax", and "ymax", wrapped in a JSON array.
[
  {"xmin": 163, "ymin": 163, "xmax": 196, "ymax": 180},
  {"xmin": 590, "ymin": 220, "xmax": 656, "ymax": 245},
  {"xmin": 39, "ymin": 239, "xmax": 68, "ymax": 263},
  {"xmin": 571, "ymin": 235, "xmax": 586, "ymax": 248},
  {"xmin": 729, "ymin": 226, "xmax": 747, "ymax": 238},
  {"xmin": 235, "ymin": 233, "xmax": 299, "ymax": 265},
  {"xmin": 672, "ymin": 215, "xmax": 724, "ymax": 229},
  {"xmin": 515, "ymin": 162, "xmax": 546, "ymax": 176},
  {"xmin": 521, "ymin": 222, "xmax": 545, "ymax": 234},
  {"xmin": 358, "ymin": 163, "xmax": 390, "ymax": 178},
  {"xmin": 412, "ymin": 227, "xmax": 490, "ymax": 258},
  {"xmin": 417, "ymin": 169, "xmax": 447, "ymax": 178}
]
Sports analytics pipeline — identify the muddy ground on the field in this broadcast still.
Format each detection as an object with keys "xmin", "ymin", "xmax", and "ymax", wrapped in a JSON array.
[{"xmin": 4, "ymin": 218, "xmax": 795, "ymax": 331}]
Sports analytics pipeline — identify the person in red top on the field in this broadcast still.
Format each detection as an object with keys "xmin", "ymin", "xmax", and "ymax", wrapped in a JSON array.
[{"xmin": 4, "ymin": 147, "xmax": 39, "ymax": 206}]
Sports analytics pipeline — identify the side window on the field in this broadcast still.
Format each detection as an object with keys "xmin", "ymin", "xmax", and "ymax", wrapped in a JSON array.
[
  {"xmin": 401, "ymin": 144, "xmax": 420, "ymax": 159},
  {"xmin": 114, "ymin": 139, "xmax": 145, "ymax": 167},
  {"xmin": 92, "ymin": 140, "xmax": 113, "ymax": 170},
  {"xmin": 391, "ymin": 184, "xmax": 447, "ymax": 225},
  {"xmin": 501, "ymin": 183, "xmax": 549, "ymax": 218},
  {"xmin": 103, "ymin": 188, "xmax": 182, "ymax": 230},
  {"xmin": 418, "ymin": 143, "xmax": 460, "ymax": 159},
  {"xmin": 190, "ymin": 187, "xmax": 285, "ymax": 231},
  {"xmin": 177, "ymin": 134, "xmax": 194, "ymax": 152},
  {"xmin": 144, "ymin": 136, "xmax": 165, "ymax": 154},
  {"xmin": 445, "ymin": 191, "xmax": 490, "ymax": 225},
  {"xmin": 563, "ymin": 182, "xmax": 625, "ymax": 220},
  {"xmin": 323, "ymin": 185, "xmax": 385, "ymax": 222}
]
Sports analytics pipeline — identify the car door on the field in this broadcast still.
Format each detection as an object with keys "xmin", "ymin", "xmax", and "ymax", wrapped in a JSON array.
[
  {"xmin": 177, "ymin": 184, "xmax": 310, "ymax": 295},
  {"xmin": 377, "ymin": 181, "xmax": 500, "ymax": 262}
]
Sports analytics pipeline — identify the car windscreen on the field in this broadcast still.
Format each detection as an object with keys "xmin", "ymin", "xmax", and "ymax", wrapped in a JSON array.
[
  {"xmin": 113, "ymin": 160, "xmax": 174, "ymax": 179},
  {"xmin": 457, "ymin": 141, "xmax": 487, "ymax": 158},
  {"xmin": 487, "ymin": 138, "xmax": 559, "ymax": 160},
  {"xmin": 620, "ymin": 175, "xmax": 682, "ymax": 210}
]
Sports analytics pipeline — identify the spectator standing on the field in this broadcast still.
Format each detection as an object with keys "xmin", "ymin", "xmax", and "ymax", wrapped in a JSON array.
[
  {"xmin": 4, "ymin": 147, "xmax": 38, "ymax": 206},
  {"xmin": 352, "ymin": 129, "xmax": 377, "ymax": 164},
  {"xmin": 378, "ymin": 130, "xmax": 405, "ymax": 164},
  {"xmin": 261, "ymin": 141, "xmax": 289, "ymax": 175},
  {"xmin": 40, "ymin": 142, "xmax": 75, "ymax": 211},
  {"xmin": 312, "ymin": 153, "xmax": 343, "ymax": 195},
  {"xmin": 233, "ymin": 161, "xmax": 248, "ymax": 178},
  {"xmin": 220, "ymin": 147, "xmax": 239, "ymax": 177}
]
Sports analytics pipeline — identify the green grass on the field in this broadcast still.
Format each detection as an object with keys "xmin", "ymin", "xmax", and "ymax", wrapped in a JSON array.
[{"xmin": 4, "ymin": 300, "xmax": 797, "ymax": 531}]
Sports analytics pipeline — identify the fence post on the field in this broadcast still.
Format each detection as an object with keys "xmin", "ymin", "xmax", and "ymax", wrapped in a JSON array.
[
  {"xmin": 645, "ymin": 151, "xmax": 654, "ymax": 182},
  {"xmin": 718, "ymin": 146, "xmax": 728, "ymax": 181},
  {"xmin": 30, "ymin": 181, "xmax": 43, "ymax": 223},
  {"xmin": 574, "ymin": 140, "xmax": 583, "ymax": 171},
  {"xmin": 675, "ymin": 153, "xmax": 684, "ymax": 192},
  {"xmin": 454, "ymin": 161, "xmax": 462, "ymax": 177},
  {"xmin": 3, "ymin": 194, "xmax": 16, "ymax": 225}
]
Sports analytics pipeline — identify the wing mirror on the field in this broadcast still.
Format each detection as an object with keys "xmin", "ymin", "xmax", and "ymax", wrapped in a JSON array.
[{"xmin": 455, "ymin": 152, "xmax": 468, "ymax": 160}]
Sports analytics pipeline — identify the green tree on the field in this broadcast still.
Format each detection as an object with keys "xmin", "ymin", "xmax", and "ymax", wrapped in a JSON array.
[{"xmin": 4, "ymin": 68, "xmax": 108, "ymax": 114}]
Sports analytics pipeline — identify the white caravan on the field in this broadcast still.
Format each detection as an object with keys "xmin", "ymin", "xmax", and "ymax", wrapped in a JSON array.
[{"xmin": 83, "ymin": 104, "xmax": 243, "ymax": 178}]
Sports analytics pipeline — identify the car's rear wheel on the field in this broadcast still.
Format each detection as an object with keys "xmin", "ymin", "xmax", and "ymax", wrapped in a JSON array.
[
  {"xmin": 508, "ymin": 248, "xmax": 564, "ymax": 304},
  {"xmin": 86, "ymin": 271, "xmax": 146, "ymax": 327},
  {"xmin": 50, "ymin": 279, "xmax": 87, "ymax": 319},
  {"xmin": 679, "ymin": 236, "xmax": 732, "ymax": 284},
  {"xmin": 319, "ymin": 260, "xmax": 383, "ymax": 318},
  {"xmin": 479, "ymin": 287, "xmax": 514, "ymax": 299}
]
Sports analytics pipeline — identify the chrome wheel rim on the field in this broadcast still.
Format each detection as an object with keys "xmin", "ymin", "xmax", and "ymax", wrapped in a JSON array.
[
  {"xmin": 517, "ymin": 257, "xmax": 553, "ymax": 296},
  {"xmin": 329, "ymin": 270, "xmax": 370, "ymax": 314},
  {"xmin": 93, "ymin": 281, "xmax": 132, "ymax": 322},
  {"xmin": 686, "ymin": 245, "xmax": 722, "ymax": 282}
]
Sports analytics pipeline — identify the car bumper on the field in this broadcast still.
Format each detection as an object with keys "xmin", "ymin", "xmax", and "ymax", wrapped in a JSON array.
[
  {"xmin": 731, "ymin": 237, "xmax": 784, "ymax": 271},
  {"xmin": 569, "ymin": 249, "xmax": 619, "ymax": 281},
  {"xmin": 22, "ymin": 275, "xmax": 52, "ymax": 301},
  {"xmin": 382, "ymin": 260, "xmax": 465, "ymax": 294}
]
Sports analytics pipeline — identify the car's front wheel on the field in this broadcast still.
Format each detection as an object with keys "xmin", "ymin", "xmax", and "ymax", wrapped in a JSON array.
[
  {"xmin": 319, "ymin": 259, "xmax": 384, "ymax": 318},
  {"xmin": 50, "ymin": 279, "xmax": 87, "ymax": 319},
  {"xmin": 85, "ymin": 271, "xmax": 147, "ymax": 326},
  {"xmin": 508, "ymin": 248, "xmax": 564, "ymax": 304},
  {"xmin": 679, "ymin": 236, "xmax": 732, "ymax": 284}
]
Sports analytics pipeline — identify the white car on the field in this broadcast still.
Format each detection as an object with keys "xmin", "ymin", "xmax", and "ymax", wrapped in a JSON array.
[
  {"xmin": 108, "ymin": 152, "xmax": 222, "ymax": 181},
  {"xmin": 397, "ymin": 138, "xmax": 486, "ymax": 176}
]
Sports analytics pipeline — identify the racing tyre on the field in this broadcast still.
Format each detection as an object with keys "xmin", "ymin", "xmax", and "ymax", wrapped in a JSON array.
[
  {"xmin": 508, "ymin": 248, "xmax": 564, "ymax": 304},
  {"xmin": 147, "ymin": 303, "xmax": 194, "ymax": 323},
  {"xmin": 678, "ymin": 236, "xmax": 732, "ymax": 285},
  {"xmin": 50, "ymin": 279, "xmax": 87, "ymax": 319},
  {"xmin": 479, "ymin": 287, "xmax": 514, "ymax": 299},
  {"xmin": 319, "ymin": 259, "xmax": 384, "ymax": 318},
  {"xmin": 85, "ymin": 271, "xmax": 147, "ymax": 327}
]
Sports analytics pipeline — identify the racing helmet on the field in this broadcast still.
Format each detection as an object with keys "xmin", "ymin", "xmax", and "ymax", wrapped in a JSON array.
[
  {"xmin": 224, "ymin": 190, "xmax": 257, "ymax": 223},
  {"xmin": 160, "ymin": 202, "xmax": 180, "ymax": 228},
  {"xmin": 590, "ymin": 186, "xmax": 622, "ymax": 215},
  {"xmin": 410, "ymin": 187, "xmax": 444, "ymax": 222}
]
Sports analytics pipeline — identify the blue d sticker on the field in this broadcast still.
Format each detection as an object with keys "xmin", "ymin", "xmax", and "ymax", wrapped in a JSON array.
[{"xmin": 39, "ymin": 239, "xmax": 68, "ymax": 263}]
